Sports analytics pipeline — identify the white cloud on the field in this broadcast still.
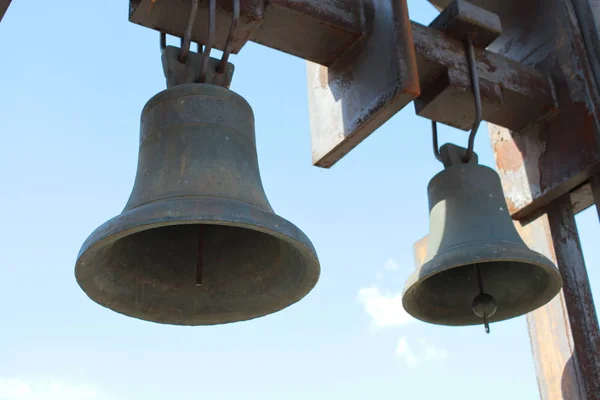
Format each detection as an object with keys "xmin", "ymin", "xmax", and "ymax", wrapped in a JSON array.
[
  {"xmin": 357, "ymin": 286, "xmax": 414, "ymax": 328},
  {"xmin": 0, "ymin": 377, "xmax": 101, "ymax": 400},
  {"xmin": 395, "ymin": 337, "xmax": 448, "ymax": 368},
  {"xmin": 383, "ymin": 258, "xmax": 398, "ymax": 271}
]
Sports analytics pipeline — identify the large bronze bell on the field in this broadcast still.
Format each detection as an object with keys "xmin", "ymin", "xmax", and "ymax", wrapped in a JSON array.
[
  {"xmin": 402, "ymin": 145, "xmax": 562, "ymax": 330},
  {"xmin": 75, "ymin": 83, "xmax": 320, "ymax": 325}
]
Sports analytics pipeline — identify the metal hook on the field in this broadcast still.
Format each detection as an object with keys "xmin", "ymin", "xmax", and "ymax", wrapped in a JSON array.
[
  {"xmin": 179, "ymin": 0, "xmax": 199, "ymax": 63},
  {"xmin": 464, "ymin": 37, "xmax": 482, "ymax": 163},
  {"xmin": 217, "ymin": 0, "xmax": 240, "ymax": 74},
  {"xmin": 432, "ymin": 120, "xmax": 443, "ymax": 163},
  {"xmin": 198, "ymin": 0, "xmax": 216, "ymax": 83},
  {"xmin": 160, "ymin": 32, "xmax": 167, "ymax": 52},
  {"xmin": 432, "ymin": 37, "xmax": 482, "ymax": 164}
]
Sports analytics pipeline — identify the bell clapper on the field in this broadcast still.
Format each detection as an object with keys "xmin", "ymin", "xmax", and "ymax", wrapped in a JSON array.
[
  {"xmin": 196, "ymin": 226, "xmax": 204, "ymax": 287},
  {"xmin": 472, "ymin": 264, "xmax": 497, "ymax": 334}
]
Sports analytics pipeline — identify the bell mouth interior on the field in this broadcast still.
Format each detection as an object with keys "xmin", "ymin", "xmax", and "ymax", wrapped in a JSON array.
[
  {"xmin": 76, "ymin": 223, "xmax": 319, "ymax": 325},
  {"xmin": 402, "ymin": 260, "xmax": 561, "ymax": 326}
]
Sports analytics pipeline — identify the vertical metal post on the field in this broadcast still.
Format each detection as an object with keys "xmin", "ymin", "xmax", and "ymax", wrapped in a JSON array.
[
  {"xmin": 546, "ymin": 198, "xmax": 600, "ymax": 399},
  {"xmin": 514, "ymin": 212, "xmax": 584, "ymax": 399}
]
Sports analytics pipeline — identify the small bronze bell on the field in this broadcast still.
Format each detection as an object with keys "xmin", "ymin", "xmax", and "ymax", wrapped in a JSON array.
[
  {"xmin": 402, "ymin": 144, "xmax": 562, "ymax": 331},
  {"xmin": 75, "ymin": 83, "xmax": 320, "ymax": 326}
]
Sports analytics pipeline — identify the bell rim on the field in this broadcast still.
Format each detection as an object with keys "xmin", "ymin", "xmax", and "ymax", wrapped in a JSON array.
[
  {"xmin": 402, "ymin": 241, "xmax": 563, "ymax": 326},
  {"xmin": 75, "ymin": 196, "xmax": 320, "ymax": 326}
]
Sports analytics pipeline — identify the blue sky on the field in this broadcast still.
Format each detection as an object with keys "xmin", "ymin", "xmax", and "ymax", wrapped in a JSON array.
[{"xmin": 0, "ymin": 1, "xmax": 598, "ymax": 399}]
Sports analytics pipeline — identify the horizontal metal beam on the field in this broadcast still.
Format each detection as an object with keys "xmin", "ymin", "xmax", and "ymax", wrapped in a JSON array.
[
  {"xmin": 412, "ymin": 20, "xmax": 557, "ymax": 132},
  {"xmin": 307, "ymin": 17, "xmax": 557, "ymax": 167},
  {"xmin": 129, "ymin": 0, "xmax": 365, "ymax": 67},
  {"xmin": 250, "ymin": 0, "xmax": 365, "ymax": 66}
]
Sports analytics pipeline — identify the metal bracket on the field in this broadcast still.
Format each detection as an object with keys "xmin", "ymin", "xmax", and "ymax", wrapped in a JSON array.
[
  {"xmin": 306, "ymin": 0, "xmax": 420, "ymax": 168},
  {"xmin": 415, "ymin": 0, "xmax": 556, "ymax": 132},
  {"xmin": 161, "ymin": 45, "xmax": 235, "ymax": 88}
]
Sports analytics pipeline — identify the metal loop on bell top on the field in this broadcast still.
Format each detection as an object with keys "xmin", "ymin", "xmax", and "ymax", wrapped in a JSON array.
[
  {"xmin": 159, "ymin": 0, "xmax": 238, "ymax": 86},
  {"xmin": 217, "ymin": 0, "xmax": 240, "ymax": 74},
  {"xmin": 432, "ymin": 37, "xmax": 482, "ymax": 165},
  {"xmin": 198, "ymin": 0, "xmax": 216, "ymax": 83},
  {"xmin": 179, "ymin": 0, "xmax": 199, "ymax": 64}
]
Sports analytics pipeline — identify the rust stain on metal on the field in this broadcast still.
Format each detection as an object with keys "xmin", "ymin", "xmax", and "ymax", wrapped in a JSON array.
[
  {"xmin": 319, "ymin": 66, "xmax": 329, "ymax": 89},
  {"xmin": 547, "ymin": 199, "xmax": 600, "ymax": 399},
  {"xmin": 493, "ymin": 136, "xmax": 523, "ymax": 172},
  {"xmin": 251, "ymin": 0, "xmax": 365, "ymax": 65},
  {"xmin": 307, "ymin": 0, "xmax": 419, "ymax": 168},
  {"xmin": 411, "ymin": 21, "xmax": 556, "ymax": 132}
]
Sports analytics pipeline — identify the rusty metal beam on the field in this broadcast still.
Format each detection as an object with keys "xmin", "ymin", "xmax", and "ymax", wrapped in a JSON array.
[
  {"xmin": 546, "ymin": 197, "xmax": 600, "ymax": 399},
  {"xmin": 250, "ymin": 0, "xmax": 365, "ymax": 66},
  {"xmin": 570, "ymin": 182, "xmax": 594, "ymax": 215},
  {"xmin": 306, "ymin": 0, "xmax": 419, "ymax": 168},
  {"xmin": 412, "ymin": 19, "xmax": 556, "ymax": 132},
  {"xmin": 0, "ymin": 0, "xmax": 11, "ymax": 22},
  {"xmin": 306, "ymin": 15, "xmax": 556, "ymax": 168},
  {"xmin": 129, "ymin": 0, "xmax": 365, "ymax": 67},
  {"xmin": 487, "ymin": 0, "xmax": 600, "ymax": 220},
  {"xmin": 516, "ymin": 213, "xmax": 587, "ymax": 400}
]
